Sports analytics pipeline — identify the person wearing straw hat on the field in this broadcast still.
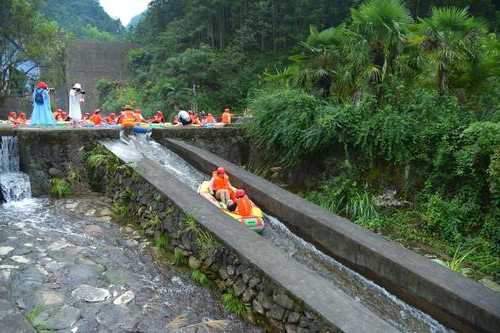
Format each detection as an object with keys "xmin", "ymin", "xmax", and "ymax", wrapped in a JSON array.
[{"xmin": 69, "ymin": 83, "xmax": 85, "ymax": 125}]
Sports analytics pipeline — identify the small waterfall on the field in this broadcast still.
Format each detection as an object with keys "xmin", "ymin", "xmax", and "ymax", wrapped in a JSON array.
[{"xmin": 0, "ymin": 136, "xmax": 32, "ymax": 202}]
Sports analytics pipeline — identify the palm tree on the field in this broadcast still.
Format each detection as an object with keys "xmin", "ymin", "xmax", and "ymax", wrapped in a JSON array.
[
  {"xmin": 351, "ymin": 0, "xmax": 413, "ymax": 82},
  {"xmin": 414, "ymin": 7, "xmax": 487, "ymax": 94}
]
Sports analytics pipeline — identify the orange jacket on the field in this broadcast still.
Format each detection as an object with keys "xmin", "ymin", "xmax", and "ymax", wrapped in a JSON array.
[
  {"xmin": 211, "ymin": 171, "xmax": 231, "ymax": 191},
  {"xmin": 235, "ymin": 196, "xmax": 253, "ymax": 217},
  {"xmin": 205, "ymin": 114, "xmax": 216, "ymax": 123},
  {"xmin": 221, "ymin": 112, "xmax": 231, "ymax": 124},
  {"xmin": 8, "ymin": 112, "xmax": 17, "ymax": 123},
  {"xmin": 119, "ymin": 111, "xmax": 137, "ymax": 127},
  {"xmin": 90, "ymin": 114, "xmax": 102, "ymax": 125}
]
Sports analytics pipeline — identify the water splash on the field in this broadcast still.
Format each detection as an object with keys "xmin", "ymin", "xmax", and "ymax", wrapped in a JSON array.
[{"xmin": 0, "ymin": 136, "xmax": 32, "ymax": 202}]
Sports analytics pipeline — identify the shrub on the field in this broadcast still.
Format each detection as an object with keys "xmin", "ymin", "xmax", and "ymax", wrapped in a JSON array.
[
  {"xmin": 49, "ymin": 178, "xmax": 72, "ymax": 198},
  {"xmin": 222, "ymin": 292, "xmax": 247, "ymax": 317}
]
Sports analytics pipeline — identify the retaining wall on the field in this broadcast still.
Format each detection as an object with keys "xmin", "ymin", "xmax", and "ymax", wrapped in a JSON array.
[
  {"xmin": 14, "ymin": 128, "xmax": 120, "ymax": 195},
  {"xmin": 95, "ymin": 140, "xmax": 401, "ymax": 333},
  {"xmin": 164, "ymin": 138, "xmax": 500, "ymax": 333}
]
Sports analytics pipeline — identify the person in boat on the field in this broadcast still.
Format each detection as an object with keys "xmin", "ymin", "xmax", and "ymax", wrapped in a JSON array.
[
  {"xmin": 31, "ymin": 81, "xmax": 56, "ymax": 126},
  {"xmin": 53, "ymin": 108, "xmax": 65, "ymax": 121},
  {"xmin": 177, "ymin": 110, "xmax": 192, "ymax": 126},
  {"xmin": 228, "ymin": 189, "xmax": 253, "ymax": 217},
  {"xmin": 106, "ymin": 112, "xmax": 116, "ymax": 125},
  {"xmin": 221, "ymin": 108, "xmax": 232, "ymax": 124},
  {"xmin": 16, "ymin": 112, "xmax": 27, "ymax": 125},
  {"xmin": 61, "ymin": 111, "xmax": 69, "ymax": 122},
  {"xmin": 82, "ymin": 112, "xmax": 90, "ymax": 121},
  {"xmin": 8, "ymin": 112, "xmax": 17, "ymax": 123},
  {"xmin": 134, "ymin": 108, "xmax": 146, "ymax": 123},
  {"xmin": 189, "ymin": 111, "xmax": 201, "ymax": 125},
  {"xmin": 209, "ymin": 167, "xmax": 236, "ymax": 205},
  {"xmin": 89, "ymin": 109, "xmax": 103, "ymax": 126},
  {"xmin": 148, "ymin": 111, "xmax": 165, "ymax": 124},
  {"xmin": 205, "ymin": 113, "xmax": 216, "ymax": 124}
]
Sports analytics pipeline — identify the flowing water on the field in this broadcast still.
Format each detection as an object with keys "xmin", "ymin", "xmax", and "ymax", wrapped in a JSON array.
[
  {"xmin": 123, "ymin": 135, "xmax": 453, "ymax": 333},
  {"xmin": 0, "ymin": 136, "xmax": 32, "ymax": 202},
  {"xmin": 0, "ymin": 135, "xmax": 261, "ymax": 332}
]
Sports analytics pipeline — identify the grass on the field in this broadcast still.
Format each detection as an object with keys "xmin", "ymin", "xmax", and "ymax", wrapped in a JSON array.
[
  {"xmin": 174, "ymin": 248, "xmax": 187, "ymax": 266},
  {"xmin": 49, "ymin": 178, "xmax": 72, "ymax": 198},
  {"xmin": 191, "ymin": 269, "xmax": 210, "ymax": 287},
  {"xmin": 111, "ymin": 203, "xmax": 129, "ymax": 221},
  {"xmin": 154, "ymin": 234, "xmax": 170, "ymax": 250},
  {"xmin": 222, "ymin": 292, "xmax": 247, "ymax": 318},
  {"xmin": 446, "ymin": 245, "xmax": 477, "ymax": 273}
]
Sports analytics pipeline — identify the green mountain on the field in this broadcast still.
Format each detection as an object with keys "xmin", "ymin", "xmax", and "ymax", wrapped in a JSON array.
[
  {"xmin": 127, "ymin": 12, "xmax": 145, "ymax": 30},
  {"xmin": 41, "ymin": 0, "xmax": 124, "ymax": 39}
]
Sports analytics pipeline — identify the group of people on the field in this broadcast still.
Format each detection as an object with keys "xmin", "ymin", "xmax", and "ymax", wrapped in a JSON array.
[
  {"xmin": 174, "ymin": 108, "xmax": 232, "ymax": 126},
  {"xmin": 209, "ymin": 167, "xmax": 253, "ymax": 217}
]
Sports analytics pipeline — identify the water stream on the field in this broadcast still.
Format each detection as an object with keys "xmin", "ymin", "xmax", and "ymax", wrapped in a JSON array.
[
  {"xmin": 0, "ymin": 136, "xmax": 32, "ymax": 202},
  {"xmin": 124, "ymin": 135, "xmax": 453, "ymax": 333}
]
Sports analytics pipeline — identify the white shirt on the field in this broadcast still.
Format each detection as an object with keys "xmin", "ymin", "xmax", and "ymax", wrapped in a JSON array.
[
  {"xmin": 69, "ymin": 89, "xmax": 84, "ymax": 121},
  {"xmin": 178, "ymin": 110, "xmax": 190, "ymax": 122}
]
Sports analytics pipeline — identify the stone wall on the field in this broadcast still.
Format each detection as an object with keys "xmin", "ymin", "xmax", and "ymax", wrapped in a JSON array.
[
  {"xmin": 152, "ymin": 126, "xmax": 250, "ymax": 166},
  {"xmin": 0, "ymin": 96, "xmax": 32, "ymax": 120},
  {"xmin": 16, "ymin": 128, "xmax": 119, "ymax": 195}
]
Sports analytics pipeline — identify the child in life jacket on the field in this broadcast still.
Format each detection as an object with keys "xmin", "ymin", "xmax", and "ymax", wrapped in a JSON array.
[{"xmin": 228, "ymin": 189, "xmax": 253, "ymax": 217}]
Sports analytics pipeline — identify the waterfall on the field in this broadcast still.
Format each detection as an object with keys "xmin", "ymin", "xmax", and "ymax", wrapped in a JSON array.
[{"xmin": 0, "ymin": 136, "xmax": 32, "ymax": 202}]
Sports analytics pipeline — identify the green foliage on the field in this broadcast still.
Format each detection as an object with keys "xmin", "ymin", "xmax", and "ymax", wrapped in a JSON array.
[
  {"xmin": 222, "ymin": 292, "xmax": 247, "ymax": 317},
  {"xmin": 49, "ymin": 178, "xmax": 72, "ymax": 198},
  {"xmin": 181, "ymin": 215, "xmax": 221, "ymax": 256},
  {"xmin": 40, "ymin": 0, "xmax": 124, "ymax": 39},
  {"xmin": 111, "ymin": 203, "xmax": 129, "ymax": 221},
  {"xmin": 191, "ymin": 269, "xmax": 209, "ymax": 287},
  {"xmin": 445, "ymin": 245, "xmax": 477, "ymax": 273},
  {"xmin": 174, "ymin": 248, "xmax": 187, "ymax": 266},
  {"xmin": 154, "ymin": 233, "xmax": 170, "ymax": 250}
]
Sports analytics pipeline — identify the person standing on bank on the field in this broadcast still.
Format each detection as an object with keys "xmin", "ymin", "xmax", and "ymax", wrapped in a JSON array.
[
  {"xmin": 69, "ymin": 83, "xmax": 85, "ymax": 125},
  {"xmin": 31, "ymin": 81, "xmax": 56, "ymax": 126}
]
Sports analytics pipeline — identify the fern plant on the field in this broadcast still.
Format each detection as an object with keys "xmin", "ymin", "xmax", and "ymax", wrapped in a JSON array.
[
  {"xmin": 50, "ymin": 178, "xmax": 72, "ymax": 198},
  {"xmin": 222, "ymin": 292, "xmax": 247, "ymax": 317}
]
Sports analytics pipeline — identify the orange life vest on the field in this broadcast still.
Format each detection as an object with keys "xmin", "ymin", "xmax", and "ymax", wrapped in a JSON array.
[
  {"xmin": 221, "ymin": 112, "xmax": 231, "ymax": 124},
  {"xmin": 235, "ymin": 196, "xmax": 253, "ymax": 217},
  {"xmin": 121, "ymin": 111, "xmax": 136, "ymax": 128},
  {"xmin": 212, "ymin": 171, "xmax": 230, "ymax": 191},
  {"xmin": 205, "ymin": 115, "xmax": 215, "ymax": 123},
  {"xmin": 90, "ymin": 114, "xmax": 102, "ymax": 125}
]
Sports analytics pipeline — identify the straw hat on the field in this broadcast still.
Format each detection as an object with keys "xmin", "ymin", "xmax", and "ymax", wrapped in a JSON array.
[{"xmin": 123, "ymin": 105, "xmax": 133, "ymax": 111}]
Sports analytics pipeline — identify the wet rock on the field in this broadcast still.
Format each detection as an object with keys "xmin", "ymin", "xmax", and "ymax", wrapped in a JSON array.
[
  {"xmin": 96, "ymin": 303, "xmax": 141, "ymax": 331},
  {"xmin": 34, "ymin": 291, "xmax": 65, "ymax": 307},
  {"xmin": 125, "ymin": 239, "xmax": 139, "ymax": 247},
  {"xmin": 218, "ymin": 267, "xmax": 229, "ymax": 280},
  {"xmin": 242, "ymin": 288, "xmax": 257, "ymax": 303},
  {"xmin": 113, "ymin": 290, "xmax": 135, "ymax": 305},
  {"xmin": 242, "ymin": 269, "xmax": 253, "ymax": 283},
  {"xmin": 252, "ymin": 299, "xmax": 265, "ymax": 315},
  {"xmin": 227, "ymin": 265, "xmax": 235, "ymax": 276},
  {"xmin": 75, "ymin": 256, "xmax": 106, "ymax": 273},
  {"xmin": 233, "ymin": 279, "xmax": 247, "ymax": 297},
  {"xmin": 13, "ymin": 247, "xmax": 32, "ymax": 256},
  {"xmin": 287, "ymin": 312, "xmax": 301, "ymax": 324},
  {"xmin": 48, "ymin": 168, "xmax": 63, "ymax": 178},
  {"xmin": 188, "ymin": 256, "xmax": 201, "ymax": 270},
  {"xmin": 83, "ymin": 225, "xmax": 104, "ymax": 237},
  {"xmin": 0, "ymin": 246, "xmax": 15, "ymax": 256},
  {"xmin": 64, "ymin": 265, "xmax": 101, "ymax": 284},
  {"xmin": 0, "ymin": 299, "xmax": 36, "ymax": 333},
  {"xmin": 268, "ymin": 305, "xmax": 285, "ymax": 321},
  {"xmin": 47, "ymin": 240, "xmax": 71, "ymax": 251},
  {"xmin": 248, "ymin": 276, "xmax": 261, "ymax": 288},
  {"xmin": 286, "ymin": 324, "xmax": 299, "ymax": 333},
  {"xmin": 10, "ymin": 256, "xmax": 30, "ymax": 264},
  {"xmin": 31, "ymin": 304, "xmax": 81, "ymax": 330},
  {"xmin": 479, "ymin": 278, "xmax": 500, "ymax": 292},
  {"xmin": 97, "ymin": 207, "xmax": 112, "ymax": 217},
  {"xmin": 72, "ymin": 284, "xmax": 110, "ymax": 302},
  {"xmin": 274, "ymin": 293, "xmax": 294, "ymax": 310},
  {"xmin": 257, "ymin": 292, "xmax": 273, "ymax": 310}
]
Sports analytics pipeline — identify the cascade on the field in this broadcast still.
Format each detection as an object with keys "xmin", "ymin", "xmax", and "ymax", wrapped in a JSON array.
[{"xmin": 0, "ymin": 136, "xmax": 32, "ymax": 202}]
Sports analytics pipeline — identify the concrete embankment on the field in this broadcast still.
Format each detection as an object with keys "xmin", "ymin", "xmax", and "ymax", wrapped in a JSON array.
[
  {"xmin": 164, "ymin": 138, "xmax": 500, "ymax": 333},
  {"xmin": 98, "ymin": 139, "xmax": 401, "ymax": 333}
]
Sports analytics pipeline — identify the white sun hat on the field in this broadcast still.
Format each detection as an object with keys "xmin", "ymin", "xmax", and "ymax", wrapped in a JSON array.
[{"xmin": 73, "ymin": 83, "xmax": 82, "ymax": 90}]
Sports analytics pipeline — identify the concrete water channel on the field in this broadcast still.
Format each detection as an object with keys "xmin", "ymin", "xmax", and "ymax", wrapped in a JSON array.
[{"xmin": 0, "ymin": 127, "xmax": 499, "ymax": 333}]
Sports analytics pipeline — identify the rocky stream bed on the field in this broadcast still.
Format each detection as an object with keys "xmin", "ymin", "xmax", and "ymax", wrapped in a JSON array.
[{"xmin": 0, "ymin": 196, "xmax": 263, "ymax": 333}]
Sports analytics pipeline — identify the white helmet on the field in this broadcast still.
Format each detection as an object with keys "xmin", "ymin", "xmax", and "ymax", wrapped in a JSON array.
[{"xmin": 73, "ymin": 83, "xmax": 82, "ymax": 90}]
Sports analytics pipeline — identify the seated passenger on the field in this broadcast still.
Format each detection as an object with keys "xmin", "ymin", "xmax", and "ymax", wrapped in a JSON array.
[
  {"xmin": 8, "ymin": 112, "xmax": 17, "ymax": 123},
  {"xmin": 89, "ymin": 109, "xmax": 103, "ymax": 126},
  {"xmin": 209, "ymin": 167, "xmax": 235, "ymax": 206},
  {"xmin": 117, "ymin": 106, "xmax": 137, "ymax": 128},
  {"xmin": 82, "ymin": 112, "xmax": 90, "ymax": 121},
  {"xmin": 106, "ymin": 112, "xmax": 116, "ymax": 125},
  {"xmin": 177, "ymin": 110, "xmax": 192, "ymax": 126},
  {"xmin": 221, "ymin": 108, "xmax": 232, "ymax": 124},
  {"xmin": 53, "ymin": 108, "xmax": 64, "ymax": 121},
  {"xmin": 205, "ymin": 113, "xmax": 216, "ymax": 124},
  {"xmin": 228, "ymin": 189, "xmax": 253, "ymax": 217},
  {"xmin": 148, "ymin": 111, "xmax": 165, "ymax": 123},
  {"xmin": 61, "ymin": 111, "xmax": 69, "ymax": 121},
  {"xmin": 189, "ymin": 111, "xmax": 201, "ymax": 125},
  {"xmin": 134, "ymin": 109, "xmax": 146, "ymax": 123},
  {"xmin": 16, "ymin": 112, "xmax": 27, "ymax": 125}
]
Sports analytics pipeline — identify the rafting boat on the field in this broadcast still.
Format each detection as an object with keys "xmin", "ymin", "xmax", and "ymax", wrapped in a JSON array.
[
  {"xmin": 198, "ymin": 181, "xmax": 265, "ymax": 233},
  {"xmin": 133, "ymin": 123, "xmax": 152, "ymax": 134}
]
